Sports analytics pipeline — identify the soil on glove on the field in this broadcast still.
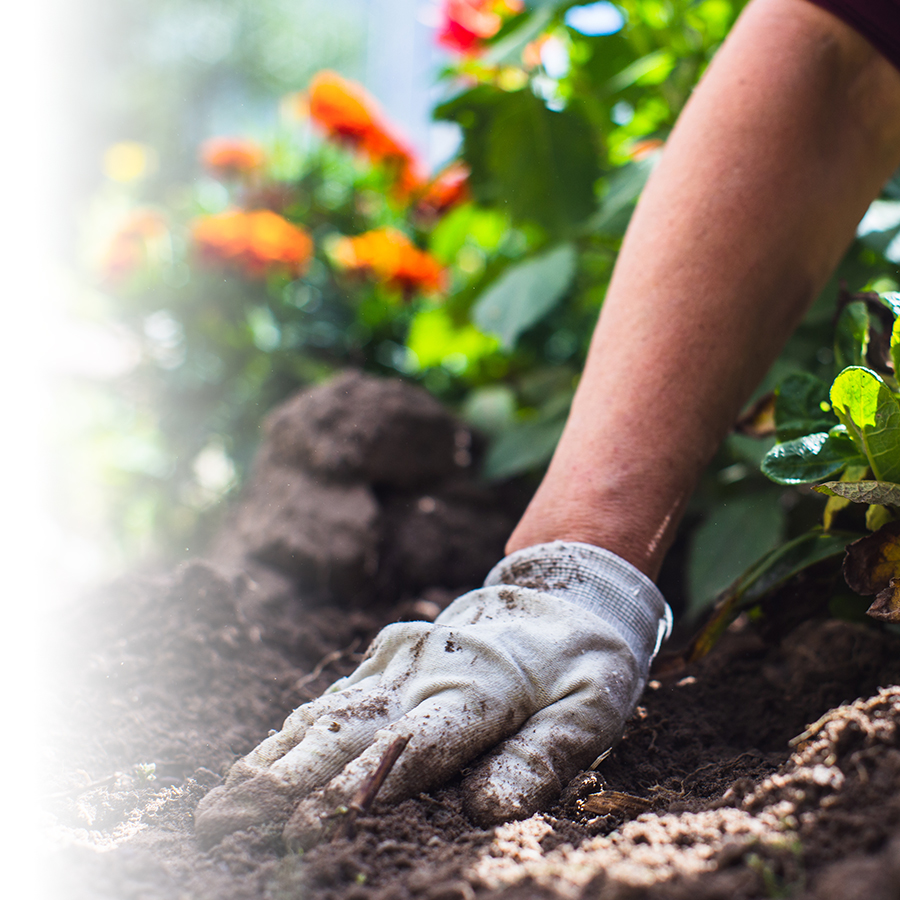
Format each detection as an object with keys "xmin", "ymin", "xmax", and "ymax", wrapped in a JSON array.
[{"xmin": 43, "ymin": 373, "xmax": 900, "ymax": 900}]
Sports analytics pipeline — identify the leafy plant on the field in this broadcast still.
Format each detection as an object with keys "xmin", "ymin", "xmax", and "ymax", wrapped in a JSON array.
[{"xmin": 77, "ymin": 0, "xmax": 900, "ymax": 620}]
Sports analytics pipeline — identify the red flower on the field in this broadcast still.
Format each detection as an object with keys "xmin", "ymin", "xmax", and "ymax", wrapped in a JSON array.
[
  {"xmin": 192, "ymin": 210, "xmax": 313, "ymax": 279},
  {"xmin": 333, "ymin": 228, "xmax": 446, "ymax": 296},
  {"xmin": 437, "ymin": 0, "xmax": 524, "ymax": 55},
  {"xmin": 307, "ymin": 71, "xmax": 424, "ymax": 195},
  {"xmin": 200, "ymin": 137, "xmax": 265, "ymax": 179},
  {"xmin": 415, "ymin": 162, "xmax": 471, "ymax": 221}
]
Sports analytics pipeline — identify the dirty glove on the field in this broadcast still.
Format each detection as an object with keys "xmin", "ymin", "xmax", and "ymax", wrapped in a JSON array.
[{"xmin": 194, "ymin": 541, "xmax": 671, "ymax": 849}]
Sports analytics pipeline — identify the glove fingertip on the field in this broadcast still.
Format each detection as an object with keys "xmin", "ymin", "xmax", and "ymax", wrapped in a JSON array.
[
  {"xmin": 460, "ymin": 752, "xmax": 560, "ymax": 827},
  {"xmin": 193, "ymin": 774, "xmax": 297, "ymax": 849}
]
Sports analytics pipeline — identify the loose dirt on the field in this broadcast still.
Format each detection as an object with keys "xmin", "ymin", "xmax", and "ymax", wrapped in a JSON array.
[{"xmin": 42, "ymin": 373, "xmax": 900, "ymax": 900}]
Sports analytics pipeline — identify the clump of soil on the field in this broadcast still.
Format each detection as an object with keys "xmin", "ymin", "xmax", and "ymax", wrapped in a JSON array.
[{"xmin": 43, "ymin": 372, "xmax": 900, "ymax": 900}]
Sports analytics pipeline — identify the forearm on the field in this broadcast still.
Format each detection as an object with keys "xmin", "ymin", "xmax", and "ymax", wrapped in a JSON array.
[{"xmin": 508, "ymin": 0, "xmax": 900, "ymax": 577}]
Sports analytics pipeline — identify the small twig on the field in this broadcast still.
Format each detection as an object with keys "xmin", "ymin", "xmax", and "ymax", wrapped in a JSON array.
[
  {"xmin": 296, "ymin": 638, "xmax": 361, "ymax": 696},
  {"xmin": 333, "ymin": 735, "xmax": 410, "ymax": 842}
]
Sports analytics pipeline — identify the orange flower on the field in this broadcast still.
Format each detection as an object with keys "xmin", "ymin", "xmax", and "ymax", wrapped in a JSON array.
[
  {"xmin": 192, "ymin": 210, "xmax": 313, "ymax": 279},
  {"xmin": 307, "ymin": 71, "xmax": 424, "ymax": 195},
  {"xmin": 101, "ymin": 209, "xmax": 169, "ymax": 284},
  {"xmin": 200, "ymin": 137, "xmax": 265, "ymax": 179},
  {"xmin": 415, "ymin": 162, "xmax": 470, "ymax": 221},
  {"xmin": 333, "ymin": 228, "xmax": 446, "ymax": 296},
  {"xmin": 437, "ymin": 0, "xmax": 524, "ymax": 55},
  {"xmin": 627, "ymin": 139, "xmax": 665, "ymax": 161}
]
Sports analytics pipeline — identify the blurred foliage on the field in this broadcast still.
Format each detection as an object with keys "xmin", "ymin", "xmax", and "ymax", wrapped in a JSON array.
[{"xmin": 76, "ymin": 0, "xmax": 900, "ymax": 615}]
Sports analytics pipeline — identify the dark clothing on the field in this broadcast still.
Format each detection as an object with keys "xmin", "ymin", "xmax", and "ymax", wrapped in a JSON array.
[{"xmin": 806, "ymin": 0, "xmax": 900, "ymax": 71}]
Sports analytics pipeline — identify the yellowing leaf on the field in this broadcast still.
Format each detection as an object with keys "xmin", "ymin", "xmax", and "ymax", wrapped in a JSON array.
[{"xmin": 843, "ymin": 522, "xmax": 900, "ymax": 623}]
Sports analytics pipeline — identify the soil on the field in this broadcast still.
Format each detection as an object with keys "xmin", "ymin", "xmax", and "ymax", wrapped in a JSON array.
[{"xmin": 42, "ymin": 372, "xmax": 900, "ymax": 900}]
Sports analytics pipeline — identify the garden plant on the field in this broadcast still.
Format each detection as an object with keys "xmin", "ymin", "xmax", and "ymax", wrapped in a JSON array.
[{"xmin": 85, "ymin": 0, "xmax": 900, "ymax": 640}]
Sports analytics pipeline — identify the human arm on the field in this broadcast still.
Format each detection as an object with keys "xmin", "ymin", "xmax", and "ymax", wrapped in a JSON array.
[
  {"xmin": 195, "ymin": 0, "xmax": 900, "ymax": 847},
  {"xmin": 508, "ymin": 0, "xmax": 900, "ymax": 578}
]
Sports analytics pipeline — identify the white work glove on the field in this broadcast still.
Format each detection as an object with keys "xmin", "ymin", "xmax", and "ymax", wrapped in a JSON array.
[{"xmin": 194, "ymin": 541, "xmax": 671, "ymax": 849}]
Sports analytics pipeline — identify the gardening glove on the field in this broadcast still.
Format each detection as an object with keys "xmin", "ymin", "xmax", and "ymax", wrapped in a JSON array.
[{"xmin": 194, "ymin": 540, "xmax": 671, "ymax": 850}]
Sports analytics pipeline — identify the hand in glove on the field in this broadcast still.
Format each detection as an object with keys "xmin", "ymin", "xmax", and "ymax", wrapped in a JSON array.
[{"xmin": 194, "ymin": 541, "xmax": 671, "ymax": 849}]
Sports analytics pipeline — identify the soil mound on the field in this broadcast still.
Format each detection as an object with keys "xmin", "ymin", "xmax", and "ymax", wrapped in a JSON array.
[{"xmin": 43, "ymin": 372, "xmax": 900, "ymax": 900}]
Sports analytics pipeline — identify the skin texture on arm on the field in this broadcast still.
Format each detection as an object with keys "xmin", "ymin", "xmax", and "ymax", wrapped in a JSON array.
[{"xmin": 507, "ymin": 0, "xmax": 900, "ymax": 579}]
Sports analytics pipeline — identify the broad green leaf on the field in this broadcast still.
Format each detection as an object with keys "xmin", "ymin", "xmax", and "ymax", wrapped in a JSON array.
[
  {"xmin": 436, "ymin": 87, "xmax": 602, "ymax": 234},
  {"xmin": 814, "ymin": 480, "xmax": 900, "ymax": 507},
  {"xmin": 472, "ymin": 243, "xmax": 577, "ymax": 348},
  {"xmin": 773, "ymin": 372, "xmax": 837, "ymax": 440},
  {"xmin": 761, "ymin": 429, "xmax": 865, "ymax": 485},
  {"xmin": 484, "ymin": 416, "xmax": 567, "ymax": 480},
  {"xmin": 834, "ymin": 301, "xmax": 870, "ymax": 372},
  {"xmin": 830, "ymin": 366, "xmax": 900, "ymax": 482},
  {"xmin": 687, "ymin": 492, "xmax": 785, "ymax": 617},
  {"xmin": 586, "ymin": 155, "xmax": 658, "ymax": 236}
]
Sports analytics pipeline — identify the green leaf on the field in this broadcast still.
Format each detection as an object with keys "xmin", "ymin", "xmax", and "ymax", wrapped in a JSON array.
[
  {"xmin": 472, "ymin": 243, "xmax": 577, "ymax": 348},
  {"xmin": 892, "ymin": 315, "xmax": 900, "ymax": 377},
  {"xmin": 834, "ymin": 301, "xmax": 870, "ymax": 372},
  {"xmin": 435, "ymin": 87, "xmax": 602, "ymax": 234},
  {"xmin": 773, "ymin": 372, "xmax": 837, "ymax": 440},
  {"xmin": 688, "ymin": 528, "xmax": 858, "ymax": 661},
  {"xmin": 586, "ymin": 155, "xmax": 658, "ymax": 236},
  {"xmin": 484, "ymin": 6, "xmax": 554, "ymax": 65},
  {"xmin": 607, "ymin": 50, "xmax": 676, "ymax": 92},
  {"xmin": 406, "ymin": 306, "xmax": 499, "ymax": 370},
  {"xmin": 830, "ymin": 366, "xmax": 900, "ymax": 482},
  {"xmin": 880, "ymin": 291, "xmax": 900, "ymax": 318},
  {"xmin": 761, "ymin": 429, "xmax": 865, "ymax": 485},
  {"xmin": 814, "ymin": 480, "xmax": 900, "ymax": 507},
  {"xmin": 483, "ymin": 416, "xmax": 567, "ymax": 480},
  {"xmin": 687, "ymin": 492, "xmax": 786, "ymax": 617}
]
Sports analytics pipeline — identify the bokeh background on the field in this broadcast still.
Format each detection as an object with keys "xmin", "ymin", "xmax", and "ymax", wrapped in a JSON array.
[{"xmin": 48, "ymin": 0, "xmax": 900, "ymax": 615}]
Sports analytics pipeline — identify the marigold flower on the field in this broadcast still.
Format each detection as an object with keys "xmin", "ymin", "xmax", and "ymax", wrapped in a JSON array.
[
  {"xmin": 437, "ymin": 0, "xmax": 524, "ymax": 55},
  {"xmin": 192, "ymin": 210, "xmax": 313, "ymax": 279},
  {"xmin": 333, "ymin": 228, "xmax": 446, "ymax": 296},
  {"xmin": 415, "ymin": 162, "xmax": 470, "ymax": 221},
  {"xmin": 307, "ymin": 71, "xmax": 424, "ymax": 195},
  {"xmin": 200, "ymin": 137, "xmax": 266, "ymax": 179},
  {"xmin": 101, "ymin": 209, "xmax": 169, "ymax": 284}
]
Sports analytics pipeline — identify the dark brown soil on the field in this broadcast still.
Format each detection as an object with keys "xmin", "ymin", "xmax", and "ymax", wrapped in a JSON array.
[{"xmin": 42, "ymin": 373, "xmax": 900, "ymax": 900}]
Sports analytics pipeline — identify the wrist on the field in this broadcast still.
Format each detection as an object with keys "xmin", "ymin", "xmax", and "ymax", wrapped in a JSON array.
[{"xmin": 484, "ymin": 540, "xmax": 672, "ymax": 673}]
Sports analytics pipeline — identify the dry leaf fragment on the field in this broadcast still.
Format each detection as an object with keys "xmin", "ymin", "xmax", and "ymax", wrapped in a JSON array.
[
  {"xmin": 581, "ymin": 790, "xmax": 651, "ymax": 817},
  {"xmin": 865, "ymin": 578, "xmax": 900, "ymax": 623},
  {"xmin": 842, "ymin": 521, "xmax": 900, "ymax": 621}
]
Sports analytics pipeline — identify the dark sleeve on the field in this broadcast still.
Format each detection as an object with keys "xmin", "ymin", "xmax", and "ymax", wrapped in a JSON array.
[{"xmin": 804, "ymin": 0, "xmax": 900, "ymax": 71}]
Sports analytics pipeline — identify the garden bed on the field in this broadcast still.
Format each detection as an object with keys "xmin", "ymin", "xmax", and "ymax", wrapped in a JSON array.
[{"xmin": 43, "ymin": 374, "xmax": 900, "ymax": 900}]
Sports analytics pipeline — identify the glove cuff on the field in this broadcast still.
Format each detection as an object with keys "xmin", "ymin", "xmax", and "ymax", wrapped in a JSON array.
[{"xmin": 484, "ymin": 541, "xmax": 672, "ymax": 674}]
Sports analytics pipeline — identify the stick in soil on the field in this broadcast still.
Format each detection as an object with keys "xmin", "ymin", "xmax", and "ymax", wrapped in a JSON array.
[{"xmin": 333, "ymin": 735, "xmax": 410, "ymax": 842}]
